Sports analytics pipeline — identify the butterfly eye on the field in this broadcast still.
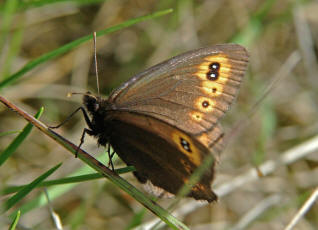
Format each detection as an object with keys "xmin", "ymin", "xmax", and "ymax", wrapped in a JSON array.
[
  {"xmin": 172, "ymin": 132, "xmax": 201, "ymax": 166},
  {"xmin": 206, "ymin": 71, "xmax": 218, "ymax": 81},
  {"xmin": 209, "ymin": 62, "xmax": 220, "ymax": 70},
  {"xmin": 180, "ymin": 137, "xmax": 192, "ymax": 153},
  {"xmin": 206, "ymin": 62, "xmax": 221, "ymax": 81},
  {"xmin": 195, "ymin": 97, "xmax": 215, "ymax": 112},
  {"xmin": 202, "ymin": 101, "xmax": 210, "ymax": 108}
]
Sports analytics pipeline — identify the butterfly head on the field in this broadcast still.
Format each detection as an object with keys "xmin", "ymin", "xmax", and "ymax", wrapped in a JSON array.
[
  {"xmin": 82, "ymin": 91, "xmax": 110, "ymax": 116},
  {"xmin": 82, "ymin": 92, "xmax": 98, "ymax": 113}
]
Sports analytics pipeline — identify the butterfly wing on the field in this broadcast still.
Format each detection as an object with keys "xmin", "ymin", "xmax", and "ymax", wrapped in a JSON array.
[
  {"xmin": 107, "ymin": 111, "xmax": 224, "ymax": 202},
  {"xmin": 101, "ymin": 44, "xmax": 248, "ymax": 201},
  {"xmin": 108, "ymin": 44, "xmax": 249, "ymax": 135}
]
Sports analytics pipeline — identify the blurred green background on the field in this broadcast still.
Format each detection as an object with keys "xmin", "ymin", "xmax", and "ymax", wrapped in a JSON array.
[{"xmin": 1, "ymin": 0, "xmax": 318, "ymax": 229}]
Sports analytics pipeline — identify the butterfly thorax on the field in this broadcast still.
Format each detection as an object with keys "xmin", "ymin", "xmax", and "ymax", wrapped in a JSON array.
[{"xmin": 83, "ymin": 92, "xmax": 115, "ymax": 146}]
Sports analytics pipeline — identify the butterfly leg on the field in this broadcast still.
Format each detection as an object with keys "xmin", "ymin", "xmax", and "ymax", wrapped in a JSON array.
[
  {"xmin": 49, "ymin": 106, "xmax": 96, "ymax": 158},
  {"xmin": 49, "ymin": 106, "xmax": 94, "ymax": 130},
  {"xmin": 76, "ymin": 128, "xmax": 94, "ymax": 158},
  {"xmin": 107, "ymin": 144, "xmax": 115, "ymax": 171}
]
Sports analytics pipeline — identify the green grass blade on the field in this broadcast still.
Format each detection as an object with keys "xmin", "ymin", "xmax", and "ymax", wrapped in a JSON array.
[
  {"xmin": 0, "ymin": 9, "xmax": 173, "ymax": 90},
  {"xmin": 9, "ymin": 210, "xmax": 20, "ymax": 230},
  {"xmin": 0, "ymin": 130, "xmax": 21, "ymax": 137},
  {"xmin": 1, "ymin": 19, "xmax": 24, "ymax": 79},
  {"xmin": 5, "ymin": 152, "xmax": 111, "ymax": 219},
  {"xmin": 0, "ymin": 107, "xmax": 44, "ymax": 166},
  {"xmin": 8, "ymin": 210, "xmax": 20, "ymax": 230},
  {"xmin": 8, "ymin": 178, "xmax": 82, "ymax": 219},
  {"xmin": 0, "ymin": 0, "xmax": 18, "ymax": 54},
  {"xmin": 0, "ymin": 0, "xmax": 109, "ymax": 12},
  {"xmin": 2, "ymin": 166, "xmax": 135, "ymax": 195},
  {"xmin": 3, "ymin": 163, "xmax": 62, "ymax": 212}
]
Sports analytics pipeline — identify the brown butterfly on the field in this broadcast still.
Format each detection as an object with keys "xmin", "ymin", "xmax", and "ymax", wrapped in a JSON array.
[{"xmin": 80, "ymin": 44, "xmax": 249, "ymax": 202}]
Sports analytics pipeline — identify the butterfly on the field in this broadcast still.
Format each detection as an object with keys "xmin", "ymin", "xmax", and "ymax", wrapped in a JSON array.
[{"xmin": 80, "ymin": 44, "xmax": 249, "ymax": 202}]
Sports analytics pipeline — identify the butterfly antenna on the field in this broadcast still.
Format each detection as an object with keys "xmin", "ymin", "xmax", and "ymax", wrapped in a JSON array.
[
  {"xmin": 93, "ymin": 32, "xmax": 100, "ymax": 98},
  {"xmin": 67, "ymin": 92, "xmax": 94, "ymax": 98}
]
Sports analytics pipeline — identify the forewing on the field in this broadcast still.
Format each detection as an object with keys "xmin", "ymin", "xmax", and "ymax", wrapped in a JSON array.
[{"xmin": 108, "ymin": 44, "xmax": 249, "ymax": 135}]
